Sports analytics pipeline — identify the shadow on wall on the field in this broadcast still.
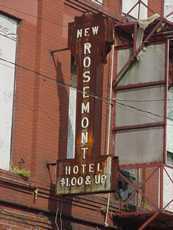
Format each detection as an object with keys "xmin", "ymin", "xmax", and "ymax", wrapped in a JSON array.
[{"xmin": 48, "ymin": 57, "xmax": 73, "ymax": 230}]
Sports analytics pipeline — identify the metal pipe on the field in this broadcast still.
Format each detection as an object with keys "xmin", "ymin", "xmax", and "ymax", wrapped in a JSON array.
[
  {"xmin": 138, "ymin": 211, "xmax": 160, "ymax": 230},
  {"xmin": 104, "ymin": 35, "xmax": 115, "ymax": 227},
  {"xmin": 106, "ymin": 37, "xmax": 115, "ymax": 156}
]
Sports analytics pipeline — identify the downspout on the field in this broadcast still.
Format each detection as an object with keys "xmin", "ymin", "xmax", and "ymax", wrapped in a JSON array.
[{"xmin": 104, "ymin": 32, "xmax": 115, "ymax": 227}]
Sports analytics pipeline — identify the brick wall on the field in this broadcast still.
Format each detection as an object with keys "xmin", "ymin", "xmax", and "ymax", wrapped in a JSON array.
[
  {"xmin": 0, "ymin": 0, "xmax": 166, "ymax": 229},
  {"xmin": 0, "ymin": 0, "xmax": 120, "ymax": 229}
]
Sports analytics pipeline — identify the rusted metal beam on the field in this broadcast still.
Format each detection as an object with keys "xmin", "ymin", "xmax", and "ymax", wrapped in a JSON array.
[
  {"xmin": 120, "ymin": 162, "xmax": 162, "ymax": 169},
  {"xmin": 138, "ymin": 211, "xmax": 160, "ymax": 230},
  {"xmin": 113, "ymin": 122, "xmax": 164, "ymax": 132},
  {"xmin": 50, "ymin": 48, "xmax": 69, "ymax": 69}
]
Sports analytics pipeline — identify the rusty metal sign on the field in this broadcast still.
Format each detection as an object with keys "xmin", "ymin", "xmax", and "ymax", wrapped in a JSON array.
[
  {"xmin": 56, "ymin": 13, "xmax": 118, "ymax": 195},
  {"xmin": 56, "ymin": 155, "xmax": 118, "ymax": 195}
]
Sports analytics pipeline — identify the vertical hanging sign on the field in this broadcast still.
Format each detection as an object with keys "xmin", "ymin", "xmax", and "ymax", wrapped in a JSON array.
[{"xmin": 56, "ymin": 14, "xmax": 118, "ymax": 195}]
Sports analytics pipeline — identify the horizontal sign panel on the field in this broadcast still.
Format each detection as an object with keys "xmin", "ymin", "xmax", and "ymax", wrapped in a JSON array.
[{"xmin": 56, "ymin": 156, "xmax": 118, "ymax": 195}]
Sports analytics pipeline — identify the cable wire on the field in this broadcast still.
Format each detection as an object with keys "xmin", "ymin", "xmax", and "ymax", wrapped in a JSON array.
[
  {"xmin": 0, "ymin": 54, "xmax": 172, "ymax": 123},
  {"xmin": 0, "ymin": 32, "xmax": 173, "ymax": 122},
  {"xmin": 1, "ymin": 34, "xmax": 173, "ymax": 104}
]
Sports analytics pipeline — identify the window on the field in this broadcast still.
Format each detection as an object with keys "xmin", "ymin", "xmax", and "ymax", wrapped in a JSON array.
[
  {"xmin": 122, "ymin": 0, "xmax": 148, "ymax": 20},
  {"xmin": 67, "ymin": 56, "xmax": 77, "ymax": 159},
  {"xmin": 167, "ymin": 40, "xmax": 173, "ymax": 164},
  {"xmin": 164, "ymin": 0, "xmax": 173, "ymax": 22},
  {"xmin": 0, "ymin": 14, "xmax": 18, "ymax": 170},
  {"xmin": 167, "ymin": 88, "xmax": 173, "ymax": 164},
  {"xmin": 91, "ymin": 0, "xmax": 103, "ymax": 5},
  {"xmin": 117, "ymin": 169, "xmax": 138, "ymax": 211}
]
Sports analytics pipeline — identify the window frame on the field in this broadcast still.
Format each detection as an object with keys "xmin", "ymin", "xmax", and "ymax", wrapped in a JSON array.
[
  {"xmin": 164, "ymin": 0, "xmax": 173, "ymax": 22},
  {"xmin": 121, "ymin": 0, "xmax": 148, "ymax": 20},
  {"xmin": 0, "ymin": 12, "xmax": 19, "ymax": 170}
]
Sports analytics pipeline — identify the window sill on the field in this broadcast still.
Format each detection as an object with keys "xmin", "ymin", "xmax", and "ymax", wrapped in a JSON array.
[{"xmin": 0, "ymin": 168, "xmax": 33, "ymax": 188}]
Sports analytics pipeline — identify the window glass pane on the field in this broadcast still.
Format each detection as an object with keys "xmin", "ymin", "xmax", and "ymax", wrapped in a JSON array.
[
  {"xmin": 122, "ymin": 0, "xmax": 148, "ymax": 19},
  {"xmin": 117, "ymin": 44, "xmax": 165, "ymax": 86},
  {"xmin": 0, "ymin": 14, "xmax": 17, "ymax": 170},
  {"xmin": 0, "ymin": 14, "xmax": 17, "ymax": 40},
  {"xmin": 163, "ymin": 167, "xmax": 173, "ymax": 212},
  {"xmin": 67, "ymin": 56, "xmax": 77, "ymax": 159},
  {"xmin": 167, "ymin": 87, "xmax": 173, "ymax": 164},
  {"xmin": 117, "ymin": 169, "xmax": 138, "ymax": 208},
  {"xmin": 164, "ymin": 0, "xmax": 173, "ymax": 22},
  {"xmin": 116, "ymin": 86, "xmax": 165, "ymax": 127},
  {"xmin": 91, "ymin": 0, "xmax": 103, "ymax": 5},
  {"xmin": 115, "ymin": 127, "xmax": 163, "ymax": 164}
]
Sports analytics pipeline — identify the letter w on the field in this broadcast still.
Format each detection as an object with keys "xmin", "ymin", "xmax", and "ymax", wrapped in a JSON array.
[{"xmin": 92, "ymin": 26, "xmax": 99, "ymax": 35}]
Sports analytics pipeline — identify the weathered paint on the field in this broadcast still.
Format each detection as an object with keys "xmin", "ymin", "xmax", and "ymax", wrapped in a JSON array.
[
  {"xmin": 56, "ymin": 155, "xmax": 118, "ymax": 195},
  {"xmin": 56, "ymin": 13, "xmax": 118, "ymax": 195}
]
